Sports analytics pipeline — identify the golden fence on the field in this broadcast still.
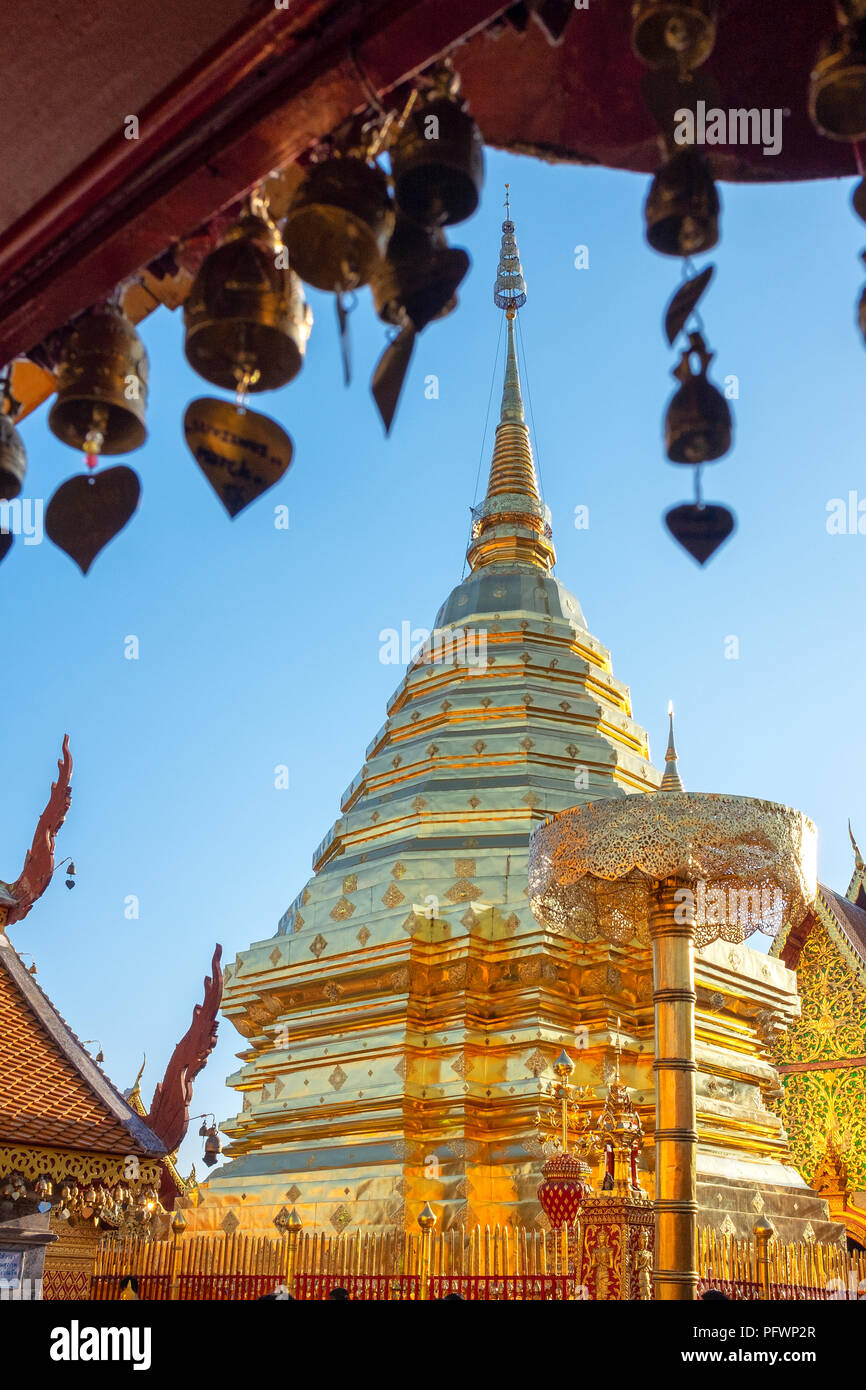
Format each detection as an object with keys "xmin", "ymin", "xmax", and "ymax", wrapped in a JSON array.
[
  {"xmin": 92, "ymin": 1223, "xmax": 577, "ymax": 1300},
  {"xmin": 88, "ymin": 1220, "xmax": 866, "ymax": 1300},
  {"xmin": 697, "ymin": 1227, "xmax": 865, "ymax": 1299}
]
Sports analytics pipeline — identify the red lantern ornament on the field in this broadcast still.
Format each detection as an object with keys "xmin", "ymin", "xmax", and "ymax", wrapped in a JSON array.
[{"xmin": 537, "ymin": 1150, "xmax": 593, "ymax": 1228}]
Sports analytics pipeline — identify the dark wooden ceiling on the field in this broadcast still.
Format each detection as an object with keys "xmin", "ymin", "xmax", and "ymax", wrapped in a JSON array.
[{"xmin": 0, "ymin": 0, "xmax": 853, "ymax": 368}]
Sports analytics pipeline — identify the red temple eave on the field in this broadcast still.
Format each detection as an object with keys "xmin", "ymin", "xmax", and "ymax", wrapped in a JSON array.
[{"xmin": 0, "ymin": 0, "xmax": 854, "ymax": 366}]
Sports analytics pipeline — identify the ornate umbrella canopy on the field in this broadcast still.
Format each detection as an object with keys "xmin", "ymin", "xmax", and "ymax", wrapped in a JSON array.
[{"xmin": 529, "ymin": 792, "xmax": 818, "ymax": 949}]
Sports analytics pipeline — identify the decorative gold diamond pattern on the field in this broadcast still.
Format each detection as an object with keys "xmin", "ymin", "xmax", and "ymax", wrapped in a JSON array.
[
  {"xmin": 310, "ymin": 934, "xmax": 327, "ymax": 958},
  {"xmin": 328, "ymin": 1064, "xmax": 347, "ymax": 1091},
  {"xmin": 342, "ymin": 874, "xmax": 358, "ymax": 893},
  {"xmin": 330, "ymin": 896, "xmax": 356, "ymax": 921},
  {"xmin": 356, "ymin": 926, "xmax": 371, "ymax": 946},
  {"xmin": 330, "ymin": 1203, "xmax": 352, "ymax": 1232},
  {"xmin": 524, "ymin": 1048, "xmax": 548, "ymax": 1078},
  {"xmin": 445, "ymin": 878, "xmax": 481, "ymax": 903},
  {"xmin": 382, "ymin": 883, "xmax": 405, "ymax": 908}
]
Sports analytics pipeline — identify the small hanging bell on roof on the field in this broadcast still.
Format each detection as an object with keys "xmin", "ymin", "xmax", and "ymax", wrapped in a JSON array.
[
  {"xmin": 664, "ymin": 331, "xmax": 732, "ymax": 464},
  {"xmin": 184, "ymin": 202, "xmax": 312, "ymax": 393},
  {"xmin": 810, "ymin": 8, "xmax": 866, "ymax": 141},
  {"xmin": 202, "ymin": 1125, "xmax": 222, "ymax": 1167},
  {"xmin": 390, "ymin": 70, "xmax": 485, "ymax": 228},
  {"xmin": 370, "ymin": 216, "xmax": 470, "ymax": 330},
  {"xmin": 631, "ymin": 0, "xmax": 717, "ymax": 73},
  {"xmin": 48, "ymin": 302, "xmax": 149, "ymax": 457},
  {"xmin": 370, "ymin": 218, "xmax": 469, "ymax": 435},
  {"xmin": 645, "ymin": 148, "xmax": 720, "ymax": 257},
  {"xmin": 283, "ymin": 156, "xmax": 394, "ymax": 293}
]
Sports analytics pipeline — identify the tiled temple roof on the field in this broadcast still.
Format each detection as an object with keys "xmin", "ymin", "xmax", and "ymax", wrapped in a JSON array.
[{"xmin": 0, "ymin": 936, "xmax": 165, "ymax": 1158}]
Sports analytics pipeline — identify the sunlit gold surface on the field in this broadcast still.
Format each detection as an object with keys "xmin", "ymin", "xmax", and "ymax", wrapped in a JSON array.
[
  {"xmin": 189, "ymin": 232, "xmax": 838, "ymax": 1256},
  {"xmin": 529, "ymin": 792, "xmax": 820, "ymax": 1298}
]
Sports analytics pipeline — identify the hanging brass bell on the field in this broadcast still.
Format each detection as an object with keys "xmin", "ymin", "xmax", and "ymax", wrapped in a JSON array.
[
  {"xmin": 371, "ymin": 216, "xmax": 470, "ymax": 330},
  {"xmin": 202, "ymin": 1125, "xmax": 222, "ymax": 1167},
  {"xmin": 664, "ymin": 332, "xmax": 731, "ymax": 463},
  {"xmin": 645, "ymin": 148, "xmax": 719, "ymax": 257},
  {"xmin": 0, "ymin": 412, "xmax": 27, "ymax": 500},
  {"xmin": 283, "ymin": 157, "xmax": 394, "ymax": 293},
  {"xmin": 810, "ymin": 14, "xmax": 866, "ymax": 141},
  {"xmin": 48, "ymin": 303, "xmax": 149, "ymax": 456},
  {"xmin": 390, "ymin": 86, "xmax": 484, "ymax": 228},
  {"xmin": 631, "ymin": 0, "xmax": 717, "ymax": 72},
  {"xmin": 184, "ymin": 208, "xmax": 312, "ymax": 393}
]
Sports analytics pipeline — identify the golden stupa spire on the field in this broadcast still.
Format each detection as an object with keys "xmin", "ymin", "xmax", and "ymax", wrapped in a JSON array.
[
  {"xmin": 659, "ymin": 701, "xmax": 684, "ymax": 792},
  {"xmin": 466, "ymin": 187, "xmax": 556, "ymax": 574}
]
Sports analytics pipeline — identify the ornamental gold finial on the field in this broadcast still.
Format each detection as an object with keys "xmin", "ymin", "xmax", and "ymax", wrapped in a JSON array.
[
  {"xmin": 128, "ymin": 1054, "xmax": 147, "ymax": 1106},
  {"xmin": 535, "ymin": 1048, "xmax": 596, "ymax": 1161},
  {"xmin": 493, "ymin": 186, "xmax": 526, "ymax": 319},
  {"xmin": 660, "ymin": 701, "xmax": 685, "ymax": 793}
]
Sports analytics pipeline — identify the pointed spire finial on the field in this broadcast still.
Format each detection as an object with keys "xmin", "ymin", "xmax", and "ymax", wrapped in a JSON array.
[
  {"xmin": 849, "ymin": 820, "xmax": 864, "ymax": 871},
  {"xmin": 660, "ymin": 701, "xmax": 684, "ymax": 793},
  {"xmin": 493, "ymin": 186, "xmax": 526, "ymax": 319},
  {"xmin": 468, "ymin": 195, "xmax": 554, "ymax": 574}
]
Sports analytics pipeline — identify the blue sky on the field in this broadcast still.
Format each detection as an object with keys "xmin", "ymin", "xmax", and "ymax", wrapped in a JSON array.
[{"xmin": 2, "ymin": 148, "xmax": 864, "ymax": 1177}]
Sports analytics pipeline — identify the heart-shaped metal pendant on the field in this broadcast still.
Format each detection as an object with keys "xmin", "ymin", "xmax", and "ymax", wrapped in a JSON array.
[
  {"xmin": 45, "ymin": 466, "xmax": 141, "ymax": 574},
  {"xmin": 183, "ymin": 398, "xmax": 293, "ymax": 518},
  {"xmin": 664, "ymin": 501, "xmax": 735, "ymax": 565}
]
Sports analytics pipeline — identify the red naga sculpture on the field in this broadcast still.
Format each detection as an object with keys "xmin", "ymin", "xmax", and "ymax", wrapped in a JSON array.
[
  {"xmin": 145, "ymin": 944, "xmax": 223, "ymax": 1155},
  {"xmin": 5, "ymin": 735, "xmax": 73, "ymax": 925}
]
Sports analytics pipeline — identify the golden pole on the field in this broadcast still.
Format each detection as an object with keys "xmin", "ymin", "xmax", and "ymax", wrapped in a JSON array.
[
  {"xmin": 650, "ymin": 876, "xmax": 699, "ymax": 1301},
  {"xmin": 418, "ymin": 1203, "xmax": 436, "ymax": 1301},
  {"xmin": 753, "ymin": 1216, "xmax": 774, "ymax": 1300},
  {"xmin": 284, "ymin": 1208, "xmax": 302, "ymax": 1296},
  {"xmin": 169, "ymin": 1208, "xmax": 186, "ymax": 1301}
]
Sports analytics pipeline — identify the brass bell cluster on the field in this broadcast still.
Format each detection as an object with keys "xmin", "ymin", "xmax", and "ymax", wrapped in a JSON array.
[
  {"xmin": 281, "ymin": 61, "xmax": 481, "ymax": 432},
  {"xmin": 661, "ymin": 272, "xmax": 735, "ymax": 564},
  {"xmin": 632, "ymin": 0, "xmax": 722, "ymax": 258},
  {"xmin": 631, "ymin": 1, "xmax": 734, "ymax": 561},
  {"xmin": 1, "ymin": 1168, "xmax": 160, "ymax": 1229},
  {"xmin": 181, "ymin": 190, "xmax": 310, "ymax": 518},
  {"xmin": 40, "ymin": 299, "xmax": 148, "ymax": 574}
]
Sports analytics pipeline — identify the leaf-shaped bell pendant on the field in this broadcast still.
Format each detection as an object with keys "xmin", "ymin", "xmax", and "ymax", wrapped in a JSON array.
[
  {"xmin": 48, "ymin": 302, "xmax": 149, "ymax": 457},
  {"xmin": 184, "ymin": 207, "xmax": 312, "ymax": 392},
  {"xmin": 645, "ymin": 148, "xmax": 720, "ymax": 257},
  {"xmin": 0, "ymin": 411, "xmax": 27, "ymax": 500},
  {"xmin": 631, "ymin": 0, "xmax": 717, "ymax": 73},
  {"xmin": 283, "ymin": 157, "xmax": 394, "ymax": 292},
  {"xmin": 390, "ymin": 78, "xmax": 485, "ymax": 228},
  {"xmin": 810, "ymin": 11, "xmax": 866, "ymax": 141},
  {"xmin": 665, "ymin": 332, "xmax": 731, "ymax": 463}
]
